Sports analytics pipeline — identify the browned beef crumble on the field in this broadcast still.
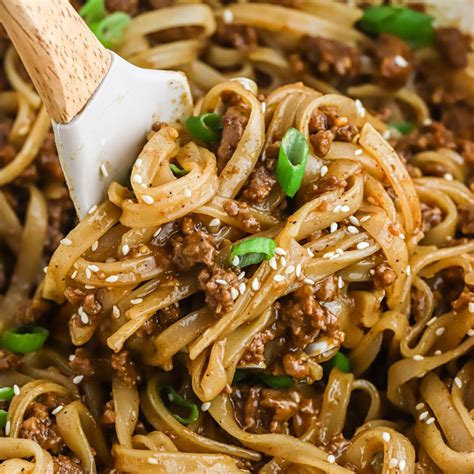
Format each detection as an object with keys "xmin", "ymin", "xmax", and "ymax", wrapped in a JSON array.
[
  {"xmin": 0, "ymin": 348, "xmax": 22, "ymax": 371},
  {"xmin": 305, "ymin": 175, "xmax": 348, "ymax": 201},
  {"xmin": 171, "ymin": 230, "xmax": 216, "ymax": 271},
  {"xmin": 53, "ymin": 455, "xmax": 84, "ymax": 474},
  {"xmin": 241, "ymin": 165, "xmax": 276, "ymax": 204},
  {"xmin": 311, "ymin": 130, "xmax": 334, "ymax": 158},
  {"xmin": 150, "ymin": 25, "xmax": 203, "ymax": 44},
  {"xmin": 411, "ymin": 287, "xmax": 428, "ymax": 322},
  {"xmin": 435, "ymin": 27, "xmax": 470, "ymax": 69},
  {"xmin": 458, "ymin": 203, "xmax": 474, "ymax": 235},
  {"xmin": 69, "ymin": 348, "xmax": 95, "ymax": 377},
  {"xmin": 198, "ymin": 265, "xmax": 239, "ymax": 315},
  {"xmin": 451, "ymin": 289, "xmax": 474, "ymax": 314},
  {"xmin": 111, "ymin": 350, "xmax": 141, "ymax": 387},
  {"xmin": 373, "ymin": 262, "xmax": 397, "ymax": 289},
  {"xmin": 101, "ymin": 399, "xmax": 116, "ymax": 426},
  {"xmin": 214, "ymin": 22, "xmax": 258, "ymax": 50},
  {"xmin": 223, "ymin": 200, "xmax": 260, "ymax": 232},
  {"xmin": 421, "ymin": 203, "xmax": 443, "ymax": 232},
  {"xmin": 240, "ymin": 323, "xmax": 277, "ymax": 367},
  {"xmin": 106, "ymin": 0, "xmax": 138, "ymax": 13},
  {"xmin": 314, "ymin": 275, "xmax": 339, "ymax": 301},
  {"xmin": 326, "ymin": 432, "xmax": 351, "ymax": 457}
]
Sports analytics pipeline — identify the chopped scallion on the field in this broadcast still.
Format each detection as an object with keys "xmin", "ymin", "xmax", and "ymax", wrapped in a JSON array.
[
  {"xmin": 389, "ymin": 121, "xmax": 414, "ymax": 135},
  {"xmin": 185, "ymin": 113, "xmax": 223, "ymax": 142},
  {"xmin": 0, "ymin": 387, "xmax": 14, "ymax": 401},
  {"xmin": 90, "ymin": 13, "xmax": 131, "ymax": 49},
  {"xmin": 169, "ymin": 163, "xmax": 188, "ymax": 177},
  {"xmin": 260, "ymin": 374, "xmax": 293, "ymax": 389},
  {"xmin": 161, "ymin": 386, "xmax": 199, "ymax": 425},
  {"xmin": 0, "ymin": 409, "xmax": 6, "ymax": 429},
  {"xmin": 229, "ymin": 237, "xmax": 276, "ymax": 268},
  {"xmin": 0, "ymin": 326, "xmax": 49, "ymax": 354},
  {"xmin": 327, "ymin": 352, "xmax": 351, "ymax": 373},
  {"xmin": 276, "ymin": 128, "xmax": 309, "ymax": 198},
  {"xmin": 79, "ymin": 0, "xmax": 105, "ymax": 25}
]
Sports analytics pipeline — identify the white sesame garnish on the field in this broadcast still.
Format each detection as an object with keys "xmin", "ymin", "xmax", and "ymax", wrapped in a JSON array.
[
  {"xmin": 303, "ymin": 278, "xmax": 315, "ymax": 285},
  {"xmin": 261, "ymin": 102, "xmax": 266, "ymax": 113},
  {"xmin": 91, "ymin": 241, "xmax": 99, "ymax": 252},
  {"xmin": 338, "ymin": 276, "xmax": 344, "ymax": 288},
  {"xmin": 399, "ymin": 459, "xmax": 406, "ymax": 470},
  {"xmin": 153, "ymin": 227, "xmax": 162, "ymax": 238},
  {"xmin": 52, "ymin": 405, "xmax": 63, "ymax": 415},
  {"xmin": 423, "ymin": 118, "xmax": 433, "ymax": 126},
  {"xmin": 121, "ymin": 244, "xmax": 130, "ymax": 256},
  {"xmin": 223, "ymin": 8, "xmax": 234, "ymax": 24},
  {"xmin": 73, "ymin": 375, "xmax": 84, "ymax": 384},
  {"xmin": 112, "ymin": 305, "xmax": 121, "ymax": 319},
  {"xmin": 336, "ymin": 248, "xmax": 344, "ymax": 255},
  {"xmin": 296, "ymin": 264, "xmax": 302, "ymax": 278},
  {"xmin": 237, "ymin": 271, "xmax": 245, "ymax": 281},
  {"xmin": 454, "ymin": 377, "xmax": 462, "ymax": 388},
  {"xmin": 415, "ymin": 402, "xmax": 425, "ymax": 410},
  {"xmin": 425, "ymin": 317, "xmax": 436, "ymax": 327},
  {"xmin": 354, "ymin": 99, "xmax": 366, "ymax": 117},
  {"xmin": 133, "ymin": 174, "xmax": 143, "ymax": 184},
  {"xmin": 349, "ymin": 216, "xmax": 360, "ymax": 226},
  {"xmin": 135, "ymin": 158, "xmax": 142, "ymax": 167},
  {"xmin": 184, "ymin": 188, "xmax": 192, "ymax": 198},
  {"xmin": 230, "ymin": 287, "xmax": 239, "ymax": 300},
  {"xmin": 285, "ymin": 265, "xmax": 295, "ymax": 275},
  {"xmin": 394, "ymin": 55, "xmax": 408, "ymax": 68},
  {"xmin": 306, "ymin": 248, "xmax": 314, "ymax": 257},
  {"xmin": 215, "ymin": 279, "xmax": 227, "ymax": 285},
  {"xmin": 341, "ymin": 205, "xmax": 350, "ymax": 212},
  {"xmin": 382, "ymin": 432, "xmax": 391, "ymax": 442},
  {"xmin": 69, "ymin": 354, "xmax": 76, "ymax": 362},
  {"xmin": 356, "ymin": 242, "xmax": 370, "ymax": 250},
  {"xmin": 435, "ymin": 327, "xmax": 445, "ymax": 336},
  {"xmin": 88, "ymin": 264, "xmax": 99, "ymax": 273},
  {"xmin": 43, "ymin": 266, "xmax": 48, "ymax": 274},
  {"xmin": 80, "ymin": 312, "xmax": 89, "ymax": 325},
  {"xmin": 13, "ymin": 385, "xmax": 20, "ymax": 396},
  {"xmin": 330, "ymin": 222, "xmax": 338, "ymax": 233},
  {"xmin": 323, "ymin": 251, "xmax": 335, "ymax": 259},
  {"xmin": 251, "ymin": 278, "xmax": 260, "ymax": 291},
  {"xmin": 60, "ymin": 238, "xmax": 72, "ymax": 246},
  {"xmin": 148, "ymin": 458, "xmax": 159, "ymax": 465},
  {"xmin": 388, "ymin": 458, "xmax": 398, "ymax": 469},
  {"xmin": 269, "ymin": 257, "xmax": 278, "ymax": 270},
  {"xmin": 383, "ymin": 130, "xmax": 391, "ymax": 139},
  {"xmin": 231, "ymin": 256, "xmax": 240, "ymax": 266},
  {"xmin": 468, "ymin": 329, "xmax": 474, "ymax": 336},
  {"xmin": 347, "ymin": 225, "xmax": 359, "ymax": 234},
  {"xmin": 201, "ymin": 401, "xmax": 211, "ymax": 411},
  {"xmin": 85, "ymin": 268, "xmax": 92, "ymax": 279},
  {"xmin": 209, "ymin": 218, "xmax": 221, "ymax": 228},
  {"xmin": 426, "ymin": 417, "xmax": 435, "ymax": 425},
  {"xmin": 320, "ymin": 165, "xmax": 328, "ymax": 177},
  {"xmin": 434, "ymin": 350, "xmax": 442, "ymax": 355},
  {"xmin": 443, "ymin": 173, "xmax": 453, "ymax": 181},
  {"xmin": 280, "ymin": 257, "xmax": 287, "ymax": 267},
  {"xmin": 399, "ymin": 233, "xmax": 405, "ymax": 240},
  {"xmin": 327, "ymin": 454, "xmax": 335, "ymax": 464},
  {"xmin": 105, "ymin": 275, "xmax": 119, "ymax": 283},
  {"xmin": 468, "ymin": 302, "xmax": 474, "ymax": 313},
  {"xmin": 100, "ymin": 163, "xmax": 109, "ymax": 177},
  {"xmin": 238, "ymin": 282, "xmax": 246, "ymax": 295},
  {"xmin": 5, "ymin": 420, "xmax": 10, "ymax": 436},
  {"xmin": 142, "ymin": 194, "xmax": 154, "ymax": 205},
  {"xmin": 354, "ymin": 149, "xmax": 363, "ymax": 156},
  {"xmin": 273, "ymin": 274, "xmax": 285, "ymax": 283},
  {"xmin": 360, "ymin": 215, "xmax": 371, "ymax": 222},
  {"xmin": 88, "ymin": 205, "xmax": 98, "ymax": 215},
  {"xmin": 333, "ymin": 205, "xmax": 342, "ymax": 213},
  {"xmin": 275, "ymin": 247, "xmax": 287, "ymax": 256},
  {"xmin": 413, "ymin": 354, "xmax": 424, "ymax": 361},
  {"xmin": 406, "ymin": 265, "xmax": 411, "ymax": 276},
  {"xmin": 130, "ymin": 298, "xmax": 143, "ymax": 305}
]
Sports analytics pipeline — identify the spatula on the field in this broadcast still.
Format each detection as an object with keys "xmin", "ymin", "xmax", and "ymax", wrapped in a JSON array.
[{"xmin": 0, "ymin": 0, "xmax": 193, "ymax": 218}]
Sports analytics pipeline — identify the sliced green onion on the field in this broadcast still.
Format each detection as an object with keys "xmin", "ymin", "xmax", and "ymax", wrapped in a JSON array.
[
  {"xmin": 229, "ymin": 237, "xmax": 276, "ymax": 268},
  {"xmin": 233, "ymin": 369, "xmax": 250, "ymax": 384},
  {"xmin": 327, "ymin": 352, "xmax": 351, "ymax": 373},
  {"xmin": 161, "ymin": 386, "xmax": 199, "ymax": 425},
  {"xmin": 276, "ymin": 128, "xmax": 309, "ymax": 198},
  {"xmin": 1, "ymin": 326, "xmax": 49, "ymax": 354},
  {"xmin": 185, "ymin": 113, "xmax": 223, "ymax": 142},
  {"xmin": 0, "ymin": 387, "xmax": 14, "ymax": 401},
  {"xmin": 0, "ymin": 409, "xmax": 6, "ymax": 429},
  {"xmin": 260, "ymin": 374, "xmax": 293, "ymax": 389},
  {"xmin": 79, "ymin": 0, "xmax": 106, "ymax": 25},
  {"xmin": 169, "ymin": 163, "xmax": 188, "ymax": 177},
  {"xmin": 359, "ymin": 6, "xmax": 434, "ymax": 49},
  {"xmin": 90, "ymin": 12, "xmax": 131, "ymax": 49},
  {"xmin": 389, "ymin": 121, "xmax": 414, "ymax": 135}
]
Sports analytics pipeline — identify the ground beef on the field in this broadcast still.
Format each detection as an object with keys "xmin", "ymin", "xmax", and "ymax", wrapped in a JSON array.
[
  {"xmin": 106, "ymin": 0, "xmax": 138, "ymax": 13},
  {"xmin": 150, "ymin": 25, "xmax": 203, "ymax": 44},
  {"xmin": 64, "ymin": 287, "xmax": 85, "ymax": 306},
  {"xmin": 217, "ymin": 105, "xmax": 249, "ymax": 171},
  {"xmin": 214, "ymin": 22, "xmax": 258, "ymax": 50},
  {"xmin": 326, "ymin": 433, "xmax": 351, "ymax": 457},
  {"xmin": 18, "ymin": 401, "xmax": 65, "ymax": 454},
  {"xmin": 198, "ymin": 265, "xmax": 239, "ymax": 315},
  {"xmin": 451, "ymin": 289, "xmax": 474, "ymax": 313},
  {"xmin": 101, "ymin": 399, "xmax": 116, "ymax": 426},
  {"xmin": 421, "ymin": 203, "xmax": 443, "ymax": 232},
  {"xmin": 305, "ymin": 175, "xmax": 347, "ymax": 201},
  {"xmin": 82, "ymin": 293, "xmax": 102, "ymax": 315},
  {"xmin": 435, "ymin": 27, "xmax": 469, "ymax": 69},
  {"xmin": 0, "ymin": 349, "xmax": 22, "ymax": 371},
  {"xmin": 157, "ymin": 303, "xmax": 182, "ymax": 328},
  {"xmin": 224, "ymin": 200, "xmax": 259, "ymax": 232},
  {"xmin": 171, "ymin": 230, "xmax": 216, "ymax": 271},
  {"xmin": 459, "ymin": 203, "xmax": 474, "ymax": 235},
  {"xmin": 373, "ymin": 262, "xmax": 396, "ymax": 289},
  {"xmin": 53, "ymin": 455, "xmax": 84, "ymax": 474},
  {"xmin": 411, "ymin": 287, "xmax": 428, "ymax": 322},
  {"xmin": 282, "ymin": 351, "xmax": 310, "ymax": 379},
  {"xmin": 311, "ymin": 130, "xmax": 334, "ymax": 158},
  {"xmin": 241, "ymin": 166, "xmax": 276, "ymax": 204},
  {"xmin": 111, "ymin": 350, "xmax": 141, "ymax": 387},
  {"xmin": 314, "ymin": 276, "xmax": 338, "ymax": 301},
  {"xmin": 69, "ymin": 348, "xmax": 95, "ymax": 377},
  {"xmin": 370, "ymin": 33, "xmax": 413, "ymax": 89},
  {"xmin": 45, "ymin": 190, "xmax": 76, "ymax": 255},
  {"xmin": 240, "ymin": 323, "xmax": 278, "ymax": 367},
  {"xmin": 300, "ymin": 36, "xmax": 361, "ymax": 79}
]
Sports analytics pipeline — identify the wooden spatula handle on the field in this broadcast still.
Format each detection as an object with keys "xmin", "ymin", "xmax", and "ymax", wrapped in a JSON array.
[{"xmin": 0, "ymin": 0, "xmax": 111, "ymax": 123}]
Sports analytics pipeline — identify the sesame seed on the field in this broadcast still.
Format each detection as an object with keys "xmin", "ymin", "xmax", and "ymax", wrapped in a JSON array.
[
  {"xmin": 43, "ymin": 266, "xmax": 48, "ymax": 274},
  {"xmin": 341, "ymin": 205, "xmax": 350, "ymax": 212},
  {"xmin": 105, "ymin": 275, "xmax": 119, "ymax": 283},
  {"xmin": 415, "ymin": 402, "xmax": 425, "ymax": 410},
  {"xmin": 88, "ymin": 205, "xmax": 98, "ymax": 215},
  {"xmin": 68, "ymin": 354, "xmax": 76, "ymax": 361},
  {"xmin": 112, "ymin": 306, "xmax": 121, "ymax": 318},
  {"xmin": 435, "ymin": 327, "xmax": 445, "ymax": 336},
  {"xmin": 399, "ymin": 459, "xmax": 406, "ymax": 470},
  {"xmin": 100, "ymin": 163, "xmax": 109, "ymax": 177},
  {"xmin": 296, "ymin": 264, "xmax": 302, "ymax": 278},
  {"xmin": 275, "ymin": 247, "xmax": 287, "ymax": 256},
  {"xmin": 388, "ymin": 458, "xmax": 398, "ymax": 469},
  {"xmin": 231, "ymin": 256, "xmax": 240, "ymax": 266},
  {"xmin": 323, "ymin": 251, "xmax": 335, "ymax": 259},
  {"xmin": 251, "ymin": 278, "xmax": 260, "ymax": 291},
  {"xmin": 122, "ymin": 244, "xmax": 130, "ymax": 256},
  {"xmin": 230, "ymin": 288, "xmax": 239, "ymax": 300},
  {"xmin": 419, "ymin": 411, "xmax": 429, "ymax": 421},
  {"xmin": 347, "ymin": 225, "xmax": 359, "ymax": 234},
  {"xmin": 280, "ymin": 257, "xmax": 287, "ymax": 267},
  {"xmin": 426, "ymin": 317, "xmax": 437, "ymax": 326},
  {"xmin": 383, "ymin": 130, "xmax": 391, "ymax": 139},
  {"xmin": 468, "ymin": 302, "xmax": 474, "ymax": 313},
  {"xmin": 201, "ymin": 401, "xmax": 211, "ymax": 411},
  {"xmin": 209, "ymin": 218, "xmax": 221, "ymax": 228},
  {"xmin": 356, "ymin": 242, "xmax": 370, "ymax": 250},
  {"xmin": 91, "ymin": 240, "xmax": 99, "ymax": 251},
  {"xmin": 327, "ymin": 454, "xmax": 335, "ymax": 464},
  {"xmin": 285, "ymin": 265, "xmax": 295, "ymax": 275},
  {"xmin": 52, "ymin": 405, "xmax": 63, "ymax": 415},
  {"xmin": 406, "ymin": 265, "xmax": 411, "ymax": 276},
  {"xmin": 434, "ymin": 350, "xmax": 442, "ymax": 355},
  {"xmin": 338, "ymin": 276, "xmax": 344, "ymax": 288},
  {"xmin": 135, "ymin": 158, "xmax": 142, "ymax": 167},
  {"xmin": 423, "ymin": 118, "xmax": 432, "ymax": 126},
  {"xmin": 382, "ymin": 432, "xmax": 391, "ymax": 442},
  {"xmin": 237, "ymin": 271, "xmax": 245, "ymax": 281},
  {"xmin": 354, "ymin": 149, "xmax": 363, "ymax": 156},
  {"xmin": 394, "ymin": 55, "xmax": 408, "ymax": 67},
  {"xmin": 273, "ymin": 274, "xmax": 285, "ymax": 283},
  {"xmin": 85, "ymin": 285, "xmax": 95, "ymax": 290},
  {"xmin": 148, "ymin": 458, "xmax": 159, "ymax": 465},
  {"xmin": 303, "ymin": 278, "xmax": 315, "ymax": 285},
  {"xmin": 153, "ymin": 228, "xmax": 162, "ymax": 237},
  {"xmin": 320, "ymin": 165, "xmax": 328, "ymax": 177},
  {"xmin": 333, "ymin": 205, "xmax": 342, "ymax": 213},
  {"xmin": 399, "ymin": 233, "xmax": 405, "ymax": 240},
  {"xmin": 88, "ymin": 264, "xmax": 99, "ymax": 272},
  {"xmin": 142, "ymin": 194, "xmax": 154, "ymax": 204},
  {"xmin": 238, "ymin": 282, "xmax": 246, "ymax": 295},
  {"xmin": 335, "ymin": 248, "xmax": 344, "ymax": 255},
  {"xmin": 413, "ymin": 354, "xmax": 424, "ymax": 361},
  {"xmin": 130, "ymin": 298, "xmax": 143, "ymax": 305},
  {"xmin": 73, "ymin": 375, "xmax": 84, "ymax": 384},
  {"xmin": 60, "ymin": 238, "xmax": 72, "ymax": 246},
  {"xmin": 269, "ymin": 257, "xmax": 278, "ymax": 270},
  {"xmin": 215, "ymin": 279, "xmax": 227, "ymax": 285},
  {"xmin": 443, "ymin": 173, "xmax": 453, "ymax": 181},
  {"xmin": 184, "ymin": 188, "xmax": 192, "ymax": 198},
  {"xmin": 468, "ymin": 329, "xmax": 474, "ymax": 336},
  {"xmin": 133, "ymin": 174, "xmax": 143, "ymax": 184},
  {"xmin": 223, "ymin": 8, "xmax": 234, "ymax": 23},
  {"xmin": 454, "ymin": 377, "xmax": 462, "ymax": 388},
  {"xmin": 5, "ymin": 420, "xmax": 10, "ymax": 435},
  {"xmin": 330, "ymin": 222, "xmax": 338, "ymax": 233},
  {"xmin": 306, "ymin": 248, "xmax": 314, "ymax": 257},
  {"xmin": 349, "ymin": 216, "xmax": 360, "ymax": 226},
  {"xmin": 360, "ymin": 215, "xmax": 371, "ymax": 222},
  {"xmin": 426, "ymin": 417, "xmax": 435, "ymax": 425},
  {"xmin": 80, "ymin": 312, "xmax": 89, "ymax": 325},
  {"xmin": 13, "ymin": 385, "xmax": 20, "ymax": 396},
  {"xmin": 85, "ymin": 268, "xmax": 92, "ymax": 279},
  {"xmin": 354, "ymin": 99, "xmax": 366, "ymax": 117}
]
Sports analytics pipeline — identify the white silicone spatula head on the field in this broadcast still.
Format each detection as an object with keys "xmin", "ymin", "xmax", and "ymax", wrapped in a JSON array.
[{"xmin": 0, "ymin": 0, "xmax": 192, "ymax": 218}]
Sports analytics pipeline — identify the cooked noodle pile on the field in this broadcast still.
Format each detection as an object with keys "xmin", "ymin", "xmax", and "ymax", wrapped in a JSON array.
[{"xmin": 0, "ymin": 1, "xmax": 473, "ymax": 473}]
